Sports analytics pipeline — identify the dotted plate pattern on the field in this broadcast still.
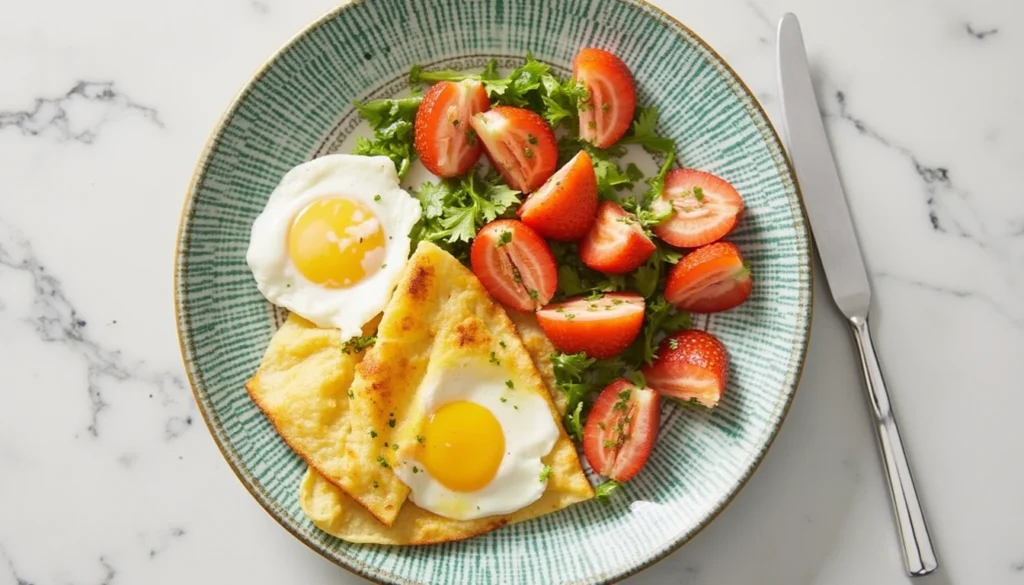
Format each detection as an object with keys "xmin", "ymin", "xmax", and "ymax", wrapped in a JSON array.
[{"xmin": 175, "ymin": 1, "xmax": 812, "ymax": 583}]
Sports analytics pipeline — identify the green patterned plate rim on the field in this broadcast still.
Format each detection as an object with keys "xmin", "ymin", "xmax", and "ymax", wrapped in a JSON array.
[{"xmin": 174, "ymin": 0, "xmax": 813, "ymax": 583}]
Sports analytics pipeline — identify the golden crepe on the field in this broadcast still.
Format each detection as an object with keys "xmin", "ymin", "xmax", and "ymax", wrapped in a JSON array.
[
  {"xmin": 331, "ymin": 241, "xmax": 591, "ymax": 525},
  {"xmin": 245, "ymin": 313, "xmax": 378, "ymax": 493},
  {"xmin": 298, "ymin": 309, "xmax": 590, "ymax": 545}
]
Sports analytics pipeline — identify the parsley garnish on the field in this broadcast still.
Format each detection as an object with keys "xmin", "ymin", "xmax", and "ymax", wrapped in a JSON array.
[
  {"xmin": 489, "ymin": 351, "xmax": 501, "ymax": 365},
  {"xmin": 416, "ymin": 435, "xmax": 425, "ymax": 445},
  {"xmin": 377, "ymin": 456, "xmax": 390, "ymax": 468},
  {"xmin": 372, "ymin": 480, "xmax": 379, "ymax": 488},
  {"xmin": 388, "ymin": 417, "xmax": 396, "ymax": 428},
  {"xmin": 539, "ymin": 465, "xmax": 552, "ymax": 482},
  {"xmin": 340, "ymin": 335, "xmax": 377, "ymax": 355},
  {"xmin": 505, "ymin": 380, "xmax": 514, "ymax": 389},
  {"xmin": 595, "ymin": 480, "xmax": 621, "ymax": 503},
  {"xmin": 370, "ymin": 430, "xmax": 378, "ymax": 438},
  {"xmin": 497, "ymin": 230, "xmax": 513, "ymax": 247}
]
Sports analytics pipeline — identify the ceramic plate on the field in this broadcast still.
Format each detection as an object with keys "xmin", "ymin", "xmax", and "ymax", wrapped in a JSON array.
[{"xmin": 175, "ymin": 0, "xmax": 812, "ymax": 583}]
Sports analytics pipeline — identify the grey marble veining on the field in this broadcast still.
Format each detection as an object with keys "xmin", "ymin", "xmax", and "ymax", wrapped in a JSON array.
[{"xmin": 0, "ymin": 81, "xmax": 162, "ymax": 143}]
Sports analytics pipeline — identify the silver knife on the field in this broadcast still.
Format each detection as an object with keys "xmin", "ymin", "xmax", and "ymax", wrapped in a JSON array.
[{"xmin": 776, "ymin": 13, "xmax": 939, "ymax": 577}]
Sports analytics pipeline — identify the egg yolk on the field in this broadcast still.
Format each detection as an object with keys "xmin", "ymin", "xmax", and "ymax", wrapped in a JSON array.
[
  {"xmin": 422, "ymin": 401, "xmax": 505, "ymax": 492},
  {"xmin": 287, "ymin": 197, "xmax": 386, "ymax": 288}
]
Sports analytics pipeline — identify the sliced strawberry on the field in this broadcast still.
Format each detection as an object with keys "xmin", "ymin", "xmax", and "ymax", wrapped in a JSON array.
[
  {"xmin": 573, "ymin": 48, "xmax": 636, "ymax": 148},
  {"xmin": 535, "ymin": 292, "xmax": 644, "ymax": 359},
  {"xmin": 652, "ymin": 169, "xmax": 744, "ymax": 248},
  {"xmin": 414, "ymin": 80, "xmax": 490, "ymax": 178},
  {"xmin": 470, "ymin": 220, "xmax": 557, "ymax": 312},
  {"xmin": 579, "ymin": 201, "xmax": 656, "ymax": 274},
  {"xmin": 517, "ymin": 151, "xmax": 598, "ymax": 241},
  {"xmin": 642, "ymin": 330, "xmax": 728, "ymax": 407},
  {"xmin": 583, "ymin": 379, "xmax": 660, "ymax": 482},
  {"xmin": 665, "ymin": 242, "xmax": 752, "ymax": 313},
  {"xmin": 469, "ymin": 106, "xmax": 557, "ymax": 193}
]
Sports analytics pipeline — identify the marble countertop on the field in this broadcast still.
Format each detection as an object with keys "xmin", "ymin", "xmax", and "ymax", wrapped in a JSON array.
[{"xmin": 2, "ymin": 0, "xmax": 1021, "ymax": 583}]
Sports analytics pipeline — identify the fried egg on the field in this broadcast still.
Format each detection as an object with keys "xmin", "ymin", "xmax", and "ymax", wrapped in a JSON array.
[
  {"xmin": 246, "ymin": 154, "xmax": 421, "ymax": 339},
  {"xmin": 393, "ymin": 360, "xmax": 559, "ymax": 521}
]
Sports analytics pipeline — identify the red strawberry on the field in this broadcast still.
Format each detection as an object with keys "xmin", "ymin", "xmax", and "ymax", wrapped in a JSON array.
[
  {"xmin": 517, "ymin": 150, "xmax": 598, "ymax": 241},
  {"xmin": 535, "ymin": 292, "xmax": 644, "ymax": 359},
  {"xmin": 652, "ymin": 169, "xmax": 744, "ymax": 248},
  {"xmin": 583, "ymin": 379, "xmax": 660, "ymax": 482},
  {"xmin": 573, "ymin": 48, "xmax": 636, "ymax": 148},
  {"xmin": 579, "ymin": 201, "xmax": 656, "ymax": 274},
  {"xmin": 469, "ymin": 106, "xmax": 558, "ymax": 193},
  {"xmin": 664, "ymin": 242, "xmax": 752, "ymax": 313},
  {"xmin": 470, "ymin": 220, "xmax": 558, "ymax": 312},
  {"xmin": 414, "ymin": 80, "xmax": 490, "ymax": 178},
  {"xmin": 642, "ymin": 330, "xmax": 729, "ymax": 408}
]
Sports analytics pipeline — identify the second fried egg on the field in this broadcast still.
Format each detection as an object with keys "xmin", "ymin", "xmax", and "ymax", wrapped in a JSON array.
[{"xmin": 393, "ymin": 360, "xmax": 559, "ymax": 521}]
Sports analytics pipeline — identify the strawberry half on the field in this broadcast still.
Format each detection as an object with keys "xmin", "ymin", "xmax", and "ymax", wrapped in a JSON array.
[
  {"xmin": 579, "ymin": 201, "xmax": 656, "ymax": 274},
  {"xmin": 470, "ymin": 219, "xmax": 558, "ymax": 312},
  {"xmin": 642, "ymin": 330, "xmax": 728, "ymax": 408},
  {"xmin": 535, "ymin": 292, "xmax": 644, "ymax": 359},
  {"xmin": 518, "ymin": 150, "xmax": 599, "ymax": 241},
  {"xmin": 414, "ymin": 80, "xmax": 490, "ymax": 178},
  {"xmin": 652, "ymin": 169, "xmax": 744, "ymax": 248},
  {"xmin": 583, "ymin": 379, "xmax": 660, "ymax": 482},
  {"xmin": 664, "ymin": 242, "xmax": 752, "ymax": 313},
  {"xmin": 469, "ymin": 106, "xmax": 558, "ymax": 194},
  {"xmin": 573, "ymin": 48, "xmax": 636, "ymax": 148}
]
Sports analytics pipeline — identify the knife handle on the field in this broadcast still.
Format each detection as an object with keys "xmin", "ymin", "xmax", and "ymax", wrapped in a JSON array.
[{"xmin": 849, "ymin": 316, "xmax": 939, "ymax": 577}]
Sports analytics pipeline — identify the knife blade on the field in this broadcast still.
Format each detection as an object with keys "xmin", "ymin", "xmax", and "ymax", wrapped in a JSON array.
[
  {"xmin": 776, "ymin": 14, "xmax": 870, "ymax": 320},
  {"xmin": 776, "ymin": 12, "xmax": 940, "ymax": 578}
]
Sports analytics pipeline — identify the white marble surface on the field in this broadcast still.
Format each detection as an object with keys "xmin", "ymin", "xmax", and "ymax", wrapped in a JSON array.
[{"xmin": 1, "ymin": 0, "xmax": 1022, "ymax": 583}]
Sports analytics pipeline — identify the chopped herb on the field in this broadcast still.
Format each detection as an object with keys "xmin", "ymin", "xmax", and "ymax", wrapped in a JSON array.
[
  {"xmin": 603, "ymin": 439, "xmax": 619, "ymax": 448},
  {"xmin": 597, "ymin": 422, "xmax": 606, "ymax": 430},
  {"xmin": 512, "ymin": 264, "xmax": 523, "ymax": 284},
  {"xmin": 595, "ymin": 480, "xmax": 621, "ymax": 503},
  {"xmin": 370, "ymin": 430, "xmax": 378, "ymax": 438},
  {"xmin": 374, "ymin": 193, "xmax": 382, "ymax": 201},
  {"xmin": 587, "ymin": 120, "xmax": 597, "ymax": 129},
  {"xmin": 500, "ymin": 397, "xmax": 508, "ymax": 403},
  {"xmin": 499, "ymin": 340, "xmax": 507, "ymax": 348},
  {"xmin": 372, "ymin": 480, "xmax": 379, "ymax": 488},
  {"xmin": 392, "ymin": 443, "xmax": 399, "ymax": 451},
  {"xmin": 489, "ymin": 351, "xmax": 501, "ymax": 365},
  {"xmin": 413, "ymin": 466, "xmax": 420, "ymax": 474},
  {"xmin": 388, "ymin": 417, "xmax": 396, "ymax": 428},
  {"xmin": 348, "ymin": 389, "xmax": 355, "ymax": 399},
  {"xmin": 341, "ymin": 335, "xmax": 377, "ymax": 355},
  {"xmin": 527, "ymin": 133, "xmax": 538, "ymax": 145},
  {"xmin": 505, "ymin": 380, "xmax": 515, "ymax": 389},
  {"xmin": 693, "ymin": 186, "xmax": 704, "ymax": 202},
  {"xmin": 601, "ymin": 102, "xmax": 610, "ymax": 112},
  {"xmin": 584, "ymin": 291, "xmax": 604, "ymax": 301},
  {"xmin": 497, "ymin": 230, "xmax": 513, "ymax": 247},
  {"xmin": 381, "ymin": 263, "xmax": 387, "ymax": 269},
  {"xmin": 565, "ymin": 313, "xmax": 576, "ymax": 321},
  {"xmin": 416, "ymin": 435, "xmax": 425, "ymax": 445},
  {"xmin": 452, "ymin": 118, "xmax": 461, "ymax": 127},
  {"xmin": 524, "ymin": 146, "xmax": 534, "ymax": 158},
  {"xmin": 539, "ymin": 465, "xmax": 552, "ymax": 482},
  {"xmin": 529, "ymin": 289, "xmax": 539, "ymax": 300},
  {"xmin": 377, "ymin": 456, "xmax": 390, "ymax": 468}
]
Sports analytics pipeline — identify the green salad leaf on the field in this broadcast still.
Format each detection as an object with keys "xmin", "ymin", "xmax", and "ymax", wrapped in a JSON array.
[
  {"xmin": 410, "ymin": 172, "xmax": 520, "ymax": 262},
  {"xmin": 352, "ymin": 96, "xmax": 423, "ymax": 178},
  {"xmin": 621, "ymin": 106, "xmax": 675, "ymax": 154}
]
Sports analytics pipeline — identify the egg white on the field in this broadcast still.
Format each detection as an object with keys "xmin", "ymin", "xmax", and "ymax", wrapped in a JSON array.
[
  {"xmin": 246, "ymin": 154, "xmax": 421, "ymax": 340},
  {"xmin": 393, "ymin": 361, "xmax": 559, "ymax": 521}
]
